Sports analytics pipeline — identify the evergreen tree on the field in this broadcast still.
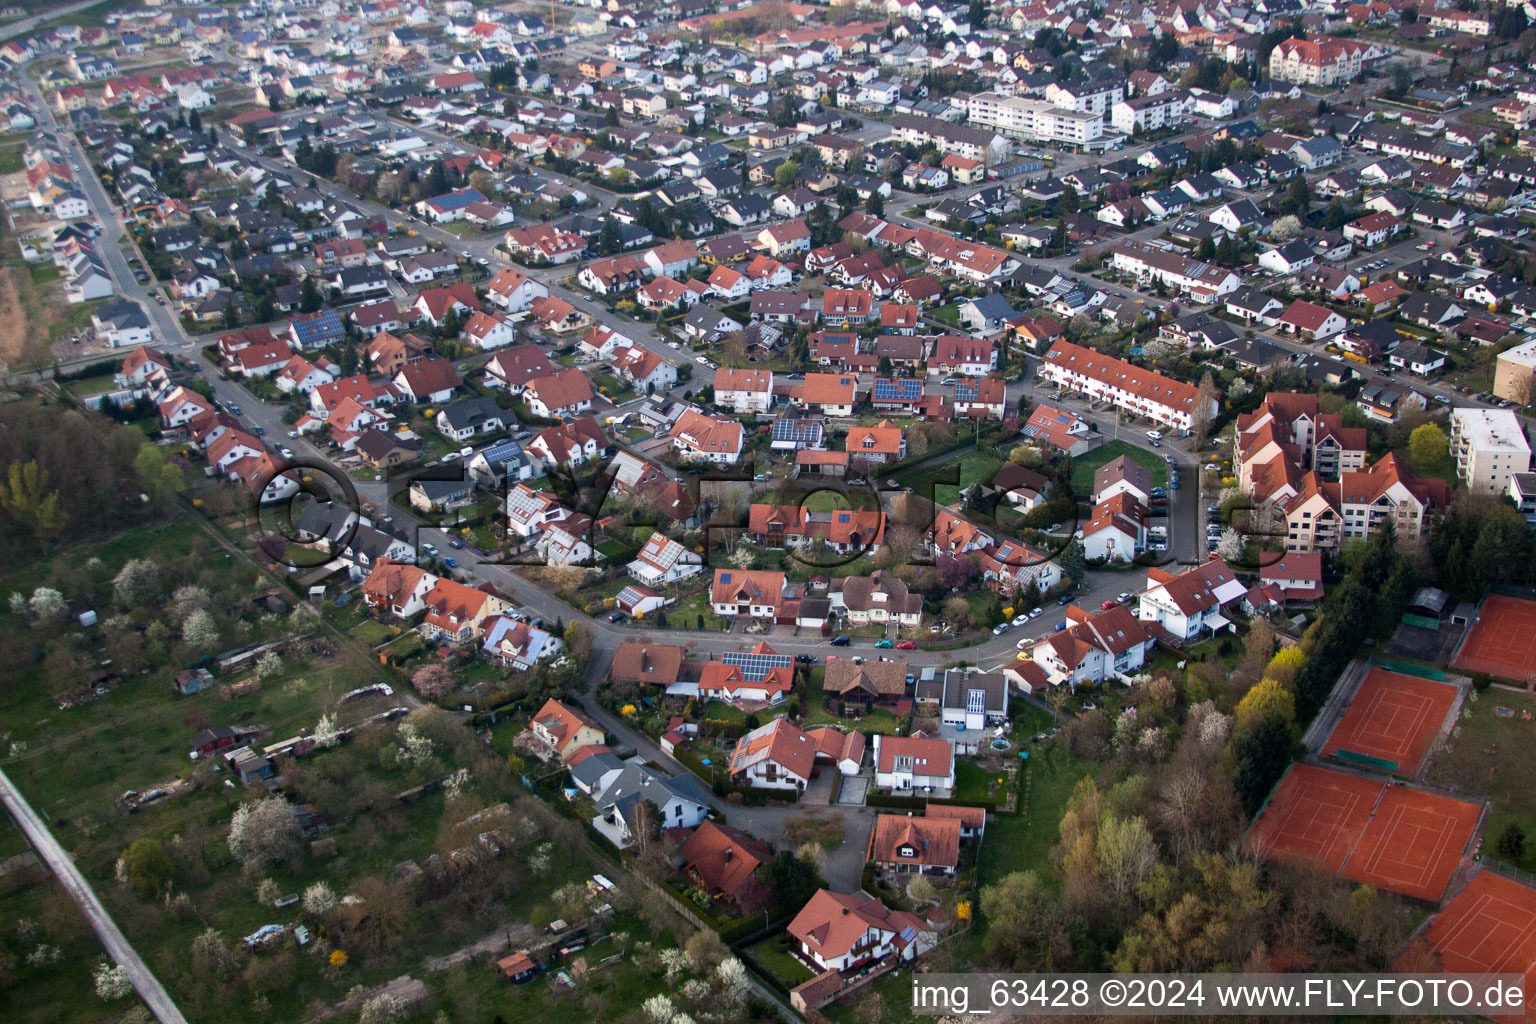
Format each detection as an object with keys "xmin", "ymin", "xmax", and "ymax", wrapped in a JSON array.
[
  {"xmin": 1059, "ymin": 542, "xmax": 1086, "ymax": 584},
  {"xmin": 298, "ymin": 276, "xmax": 323, "ymax": 314}
]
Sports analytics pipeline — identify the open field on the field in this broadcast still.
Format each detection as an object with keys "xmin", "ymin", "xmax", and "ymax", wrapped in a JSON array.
[{"xmin": 1427, "ymin": 687, "xmax": 1536, "ymax": 873}]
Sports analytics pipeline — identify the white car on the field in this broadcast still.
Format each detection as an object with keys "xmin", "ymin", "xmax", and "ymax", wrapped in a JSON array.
[
  {"xmin": 1016, "ymin": 637, "xmax": 1033, "ymax": 650},
  {"xmin": 1029, "ymin": 607, "xmax": 1044, "ymax": 618},
  {"xmin": 1146, "ymin": 429, "xmax": 1162, "ymax": 441},
  {"xmin": 1012, "ymin": 613, "xmax": 1030, "ymax": 626}
]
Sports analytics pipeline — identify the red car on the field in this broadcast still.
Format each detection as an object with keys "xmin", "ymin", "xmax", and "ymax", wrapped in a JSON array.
[
  {"xmin": 1100, "ymin": 599, "xmax": 1117, "ymax": 610},
  {"xmin": 896, "ymin": 640, "xmax": 917, "ymax": 650}
]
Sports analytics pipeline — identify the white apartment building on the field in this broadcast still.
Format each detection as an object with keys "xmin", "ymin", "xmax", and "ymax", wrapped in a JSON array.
[
  {"xmin": 1268, "ymin": 36, "xmax": 1376, "ymax": 86},
  {"xmin": 1107, "ymin": 239, "xmax": 1241, "ymax": 301},
  {"xmin": 1045, "ymin": 79, "xmax": 1124, "ymax": 116},
  {"xmin": 1111, "ymin": 92, "xmax": 1186, "ymax": 135},
  {"xmin": 1450, "ymin": 407, "xmax": 1532, "ymax": 495},
  {"xmin": 967, "ymin": 92, "xmax": 1117, "ymax": 151}
]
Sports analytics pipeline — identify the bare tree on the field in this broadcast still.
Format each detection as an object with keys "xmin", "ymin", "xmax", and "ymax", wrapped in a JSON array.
[{"xmin": 1191, "ymin": 372, "xmax": 1219, "ymax": 448}]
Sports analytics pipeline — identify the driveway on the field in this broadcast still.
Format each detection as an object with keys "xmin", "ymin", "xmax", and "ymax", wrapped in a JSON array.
[{"xmin": 726, "ymin": 801, "xmax": 875, "ymax": 893}]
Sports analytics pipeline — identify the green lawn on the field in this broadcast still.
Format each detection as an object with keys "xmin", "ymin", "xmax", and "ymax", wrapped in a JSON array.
[
  {"xmin": 953, "ymin": 759, "xmax": 1008, "ymax": 805},
  {"xmin": 1427, "ymin": 688, "xmax": 1536, "ymax": 873},
  {"xmin": 669, "ymin": 589, "xmax": 730, "ymax": 631},
  {"xmin": 931, "ymin": 302, "xmax": 963, "ymax": 326},
  {"xmin": 595, "ymin": 538, "xmax": 632, "ymax": 559},
  {"xmin": 748, "ymin": 936, "xmax": 815, "ymax": 987},
  {"xmin": 1068, "ymin": 439, "xmax": 1168, "ymax": 494},
  {"xmin": 349, "ymin": 619, "xmax": 391, "ymax": 644},
  {"xmin": 976, "ymin": 739, "xmax": 1094, "ymax": 888},
  {"xmin": 437, "ymin": 221, "xmax": 491, "ymax": 239},
  {"xmin": 701, "ymin": 699, "xmax": 748, "ymax": 723},
  {"xmin": 64, "ymin": 372, "xmax": 117, "ymax": 397},
  {"xmin": 895, "ymin": 449, "xmax": 1005, "ymax": 506}
]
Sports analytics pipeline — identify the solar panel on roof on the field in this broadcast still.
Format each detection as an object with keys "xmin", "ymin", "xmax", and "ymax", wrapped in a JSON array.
[
  {"xmin": 721, "ymin": 648, "xmax": 793, "ymax": 682},
  {"xmin": 872, "ymin": 379, "xmax": 923, "ymax": 401},
  {"xmin": 954, "ymin": 380, "xmax": 979, "ymax": 402},
  {"xmin": 616, "ymin": 586, "xmax": 644, "ymax": 605},
  {"xmin": 772, "ymin": 418, "xmax": 823, "ymax": 443}
]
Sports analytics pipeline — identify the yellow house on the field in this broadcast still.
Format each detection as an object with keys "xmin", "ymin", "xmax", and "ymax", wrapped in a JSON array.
[{"xmin": 529, "ymin": 698, "xmax": 606, "ymax": 761}]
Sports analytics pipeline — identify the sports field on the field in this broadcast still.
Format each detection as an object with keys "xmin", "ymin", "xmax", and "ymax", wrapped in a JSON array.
[{"xmin": 1321, "ymin": 668, "xmax": 1461, "ymax": 776}]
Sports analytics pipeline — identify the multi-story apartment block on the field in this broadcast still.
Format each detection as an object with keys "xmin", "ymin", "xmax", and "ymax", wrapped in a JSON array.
[
  {"xmin": 967, "ymin": 92, "xmax": 1113, "ymax": 151},
  {"xmin": 1449, "ymin": 407, "xmax": 1532, "ymax": 495},
  {"xmin": 1494, "ymin": 338, "xmax": 1536, "ymax": 404},
  {"xmin": 1268, "ymin": 36, "xmax": 1380, "ymax": 86},
  {"xmin": 1236, "ymin": 392, "xmax": 1367, "ymax": 504},
  {"xmin": 1037, "ymin": 341, "xmax": 1217, "ymax": 435}
]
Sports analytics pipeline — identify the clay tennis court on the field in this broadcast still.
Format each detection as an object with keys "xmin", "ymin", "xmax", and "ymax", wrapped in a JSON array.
[
  {"xmin": 1321, "ymin": 668, "xmax": 1461, "ymax": 776},
  {"xmin": 1454, "ymin": 594, "xmax": 1536, "ymax": 684},
  {"xmin": 1247, "ymin": 764, "xmax": 1382, "ymax": 874},
  {"xmin": 1412, "ymin": 871, "xmax": 1536, "ymax": 1024},
  {"xmin": 1343, "ymin": 785, "xmax": 1482, "ymax": 902}
]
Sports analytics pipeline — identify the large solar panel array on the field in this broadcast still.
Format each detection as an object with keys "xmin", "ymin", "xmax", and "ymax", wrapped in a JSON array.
[
  {"xmin": 872, "ymin": 378, "xmax": 923, "ymax": 402},
  {"xmin": 615, "ymin": 586, "xmax": 646, "ymax": 606},
  {"xmin": 953, "ymin": 380, "xmax": 980, "ymax": 403},
  {"xmin": 772, "ymin": 418, "xmax": 824, "ymax": 444},
  {"xmin": 478, "ymin": 439, "xmax": 524, "ymax": 466},
  {"xmin": 721, "ymin": 648, "xmax": 794, "ymax": 682}
]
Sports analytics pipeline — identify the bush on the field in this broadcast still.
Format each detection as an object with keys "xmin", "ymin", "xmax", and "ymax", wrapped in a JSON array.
[{"xmin": 1474, "ymin": 673, "xmax": 1492, "ymax": 692}]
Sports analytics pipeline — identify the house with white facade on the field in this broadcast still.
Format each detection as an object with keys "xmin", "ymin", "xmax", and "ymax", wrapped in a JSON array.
[{"xmin": 1137, "ymin": 559, "xmax": 1248, "ymax": 640}]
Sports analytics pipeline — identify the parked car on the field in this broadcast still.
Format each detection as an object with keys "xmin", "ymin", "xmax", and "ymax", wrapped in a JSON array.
[
  {"xmin": 1146, "ymin": 429, "xmax": 1162, "ymax": 441},
  {"xmin": 1012, "ymin": 613, "xmax": 1030, "ymax": 626},
  {"xmin": 1017, "ymin": 637, "xmax": 1033, "ymax": 650},
  {"xmin": 422, "ymin": 543, "xmax": 438, "ymax": 556},
  {"xmin": 1029, "ymin": 607, "xmax": 1044, "ymax": 618},
  {"xmin": 1149, "ymin": 438, "xmax": 1161, "ymax": 447},
  {"xmin": 253, "ymin": 426, "xmax": 265, "ymax": 435},
  {"xmin": 874, "ymin": 639, "xmax": 893, "ymax": 648},
  {"xmin": 608, "ymin": 612, "xmax": 624, "ymax": 622},
  {"xmin": 448, "ymin": 539, "xmax": 464, "ymax": 549},
  {"xmin": 1117, "ymin": 592, "xmax": 1132, "ymax": 603},
  {"xmin": 830, "ymin": 635, "xmax": 851, "ymax": 646},
  {"xmin": 896, "ymin": 640, "xmax": 917, "ymax": 650},
  {"xmin": 443, "ymin": 556, "xmax": 458, "ymax": 568},
  {"xmin": 992, "ymin": 623, "xmax": 1011, "ymax": 636},
  {"xmin": 1054, "ymin": 621, "xmax": 1067, "ymax": 631},
  {"xmin": 1058, "ymin": 594, "xmax": 1072, "ymax": 605},
  {"xmin": 1100, "ymin": 599, "xmax": 1117, "ymax": 610}
]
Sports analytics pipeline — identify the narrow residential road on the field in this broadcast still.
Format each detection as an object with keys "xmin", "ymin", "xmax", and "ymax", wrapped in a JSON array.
[{"xmin": 0, "ymin": 768, "xmax": 190, "ymax": 1024}]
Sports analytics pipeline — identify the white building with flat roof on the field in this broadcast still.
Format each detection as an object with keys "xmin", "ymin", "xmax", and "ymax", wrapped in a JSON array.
[
  {"xmin": 967, "ymin": 92, "xmax": 1120, "ymax": 151},
  {"xmin": 1450, "ymin": 407, "xmax": 1531, "ymax": 495}
]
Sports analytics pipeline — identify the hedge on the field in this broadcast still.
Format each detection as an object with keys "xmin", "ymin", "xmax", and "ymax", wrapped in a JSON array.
[{"xmin": 864, "ymin": 792, "xmax": 997, "ymax": 811}]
